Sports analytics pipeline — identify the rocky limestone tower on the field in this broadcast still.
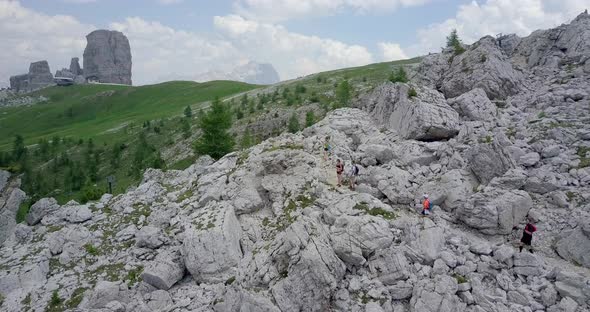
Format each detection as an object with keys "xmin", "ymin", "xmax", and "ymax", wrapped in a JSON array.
[
  {"xmin": 9, "ymin": 60, "xmax": 54, "ymax": 92},
  {"xmin": 83, "ymin": 30, "xmax": 132, "ymax": 85},
  {"xmin": 69, "ymin": 57, "xmax": 82, "ymax": 76}
]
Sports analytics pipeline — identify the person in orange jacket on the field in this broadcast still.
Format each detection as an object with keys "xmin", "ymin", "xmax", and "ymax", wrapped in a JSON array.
[{"xmin": 421, "ymin": 194, "xmax": 431, "ymax": 215}]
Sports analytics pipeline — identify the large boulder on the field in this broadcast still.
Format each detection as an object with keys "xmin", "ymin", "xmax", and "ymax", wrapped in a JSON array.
[
  {"xmin": 355, "ymin": 82, "xmax": 459, "ymax": 141},
  {"xmin": 80, "ymin": 281, "xmax": 128, "ymax": 309},
  {"xmin": 0, "ymin": 183, "xmax": 26, "ymax": 244},
  {"xmin": 269, "ymin": 219, "xmax": 346, "ymax": 312},
  {"xmin": 441, "ymin": 36, "xmax": 524, "ymax": 100},
  {"xmin": 466, "ymin": 141, "xmax": 517, "ymax": 184},
  {"xmin": 142, "ymin": 248, "xmax": 185, "ymax": 290},
  {"xmin": 555, "ymin": 220, "xmax": 590, "ymax": 268},
  {"xmin": 182, "ymin": 202, "xmax": 242, "ymax": 283},
  {"xmin": 83, "ymin": 30, "xmax": 132, "ymax": 85},
  {"xmin": 447, "ymin": 88, "xmax": 497, "ymax": 122},
  {"xmin": 25, "ymin": 197, "xmax": 59, "ymax": 225},
  {"xmin": 458, "ymin": 188, "xmax": 533, "ymax": 235}
]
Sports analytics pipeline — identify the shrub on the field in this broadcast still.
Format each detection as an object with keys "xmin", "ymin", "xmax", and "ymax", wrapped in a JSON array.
[
  {"xmin": 80, "ymin": 185, "xmax": 104, "ymax": 204},
  {"xmin": 16, "ymin": 201, "xmax": 31, "ymax": 224},
  {"xmin": 305, "ymin": 111, "xmax": 315, "ymax": 127},
  {"xmin": 288, "ymin": 113, "xmax": 300, "ymax": 134},
  {"xmin": 408, "ymin": 88, "xmax": 417, "ymax": 98}
]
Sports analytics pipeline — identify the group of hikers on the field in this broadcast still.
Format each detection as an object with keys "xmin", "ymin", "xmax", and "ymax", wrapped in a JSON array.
[{"xmin": 322, "ymin": 136, "xmax": 539, "ymax": 254}]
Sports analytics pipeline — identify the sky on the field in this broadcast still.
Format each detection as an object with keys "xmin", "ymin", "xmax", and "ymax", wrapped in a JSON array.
[{"xmin": 0, "ymin": 0, "xmax": 588, "ymax": 87}]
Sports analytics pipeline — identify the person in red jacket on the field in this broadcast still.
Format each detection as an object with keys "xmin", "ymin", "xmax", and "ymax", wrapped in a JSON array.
[
  {"xmin": 421, "ymin": 194, "xmax": 431, "ymax": 216},
  {"xmin": 520, "ymin": 220, "xmax": 537, "ymax": 253}
]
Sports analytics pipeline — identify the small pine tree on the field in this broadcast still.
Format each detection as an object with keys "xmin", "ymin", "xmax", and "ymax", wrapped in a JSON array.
[
  {"xmin": 184, "ymin": 105, "xmax": 193, "ymax": 118},
  {"xmin": 305, "ymin": 111, "xmax": 315, "ymax": 127},
  {"xmin": 240, "ymin": 128, "xmax": 253, "ymax": 149},
  {"xmin": 446, "ymin": 29, "xmax": 465, "ymax": 55},
  {"xmin": 194, "ymin": 97, "xmax": 235, "ymax": 160},
  {"xmin": 288, "ymin": 113, "xmax": 300, "ymax": 134},
  {"xmin": 12, "ymin": 134, "xmax": 27, "ymax": 163},
  {"xmin": 389, "ymin": 67, "xmax": 408, "ymax": 83},
  {"xmin": 336, "ymin": 80, "xmax": 351, "ymax": 107},
  {"xmin": 181, "ymin": 118, "xmax": 191, "ymax": 139}
]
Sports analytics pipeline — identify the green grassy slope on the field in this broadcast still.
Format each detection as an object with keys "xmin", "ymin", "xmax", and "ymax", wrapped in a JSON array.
[
  {"xmin": 0, "ymin": 80, "xmax": 259, "ymax": 149},
  {"xmin": 0, "ymin": 57, "xmax": 421, "ymax": 208}
]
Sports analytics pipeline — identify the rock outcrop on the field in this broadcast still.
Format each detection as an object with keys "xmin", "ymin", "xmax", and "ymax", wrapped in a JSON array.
[
  {"xmin": 355, "ymin": 82, "xmax": 460, "ymax": 141},
  {"xmin": 9, "ymin": 61, "xmax": 54, "ymax": 92},
  {"xmin": 0, "ymin": 171, "xmax": 26, "ymax": 244},
  {"xmin": 510, "ymin": 11, "xmax": 590, "ymax": 70},
  {"xmin": 83, "ymin": 30, "xmax": 132, "ymax": 85},
  {"xmin": 2, "ymin": 12, "xmax": 590, "ymax": 312}
]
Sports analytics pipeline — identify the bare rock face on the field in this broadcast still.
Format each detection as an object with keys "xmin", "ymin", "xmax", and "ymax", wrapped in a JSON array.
[
  {"xmin": 28, "ymin": 61, "xmax": 54, "ymax": 90},
  {"xmin": 0, "ymin": 172, "xmax": 26, "ymax": 244},
  {"xmin": 83, "ymin": 30, "xmax": 132, "ymax": 85},
  {"xmin": 9, "ymin": 61, "xmax": 54, "ymax": 92},
  {"xmin": 9, "ymin": 74, "xmax": 29, "ymax": 92},
  {"xmin": 355, "ymin": 82, "xmax": 460, "ymax": 141},
  {"xmin": 510, "ymin": 11, "xmax": 590, "ymax": 70},
  {"xmin": 440, "ymin": 36, "xmax": 525, "ymax": 100}
]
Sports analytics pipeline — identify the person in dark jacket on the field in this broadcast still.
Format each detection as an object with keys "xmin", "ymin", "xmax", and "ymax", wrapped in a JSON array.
[{"xmin": 519, "ymin": 220, "xmax": 537, "ymax": 253}]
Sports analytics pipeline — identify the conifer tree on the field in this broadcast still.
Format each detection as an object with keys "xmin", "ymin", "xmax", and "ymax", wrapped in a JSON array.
[{"xmin": 194, "ymin": 97, "xmax": 234, "ymax": 159}]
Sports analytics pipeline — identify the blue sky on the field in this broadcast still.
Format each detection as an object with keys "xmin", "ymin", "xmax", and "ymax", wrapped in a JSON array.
[{"xmin": 1, "ymin": 0, "xmax": 588, "ymax": 86}]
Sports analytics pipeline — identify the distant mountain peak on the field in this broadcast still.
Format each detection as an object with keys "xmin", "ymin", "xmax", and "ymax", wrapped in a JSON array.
[{"xmin": 195, "ymin": 61, "xmax": 280, "ymax": 85}]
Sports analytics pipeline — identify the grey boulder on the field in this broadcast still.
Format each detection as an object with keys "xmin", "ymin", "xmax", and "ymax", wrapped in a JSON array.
[
  {"xmin": 355, "ymin": 82, "xmax": 459, "ymax": 141},
  {"xmin": 26, "ymin": 197, "xmax": 59, "ymax": 225}
]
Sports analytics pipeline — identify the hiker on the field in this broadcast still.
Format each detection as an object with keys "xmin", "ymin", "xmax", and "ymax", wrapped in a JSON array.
[
  {"xmin": 348, "ymin": 162, "xmax": 359, "ymax": 190},
  {"xmin": 323, "ymin": 137, "xmax": 332, "ymax": 160},
  {"xmin": 336, "ymin": 159, "xmax": 344, "ymax": 187},
  {"xmin": 519, "ymin": 219, "xmax": 537, "ymax": 253},
  {"xmin": 421, "ymin": 194, "xmax": 431, "ymax": 215}
]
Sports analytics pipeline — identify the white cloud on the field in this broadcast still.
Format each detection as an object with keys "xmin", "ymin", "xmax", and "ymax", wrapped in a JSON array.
[
  {"xmin": 156, "ymin": 0, "xmax": 183, "ymax": 4},
  {"xmin": 60, "ymin": 0, "xmax": 97, "ymax": 3},
  {"xmin": 214, "ymin": 14, "xmax": 374, "ymax": 78},
  {"xmin": 233, "ymin": 0, "xmax": 433, "ymax": 22},
  {"xmin": 0, "ymin": 0, "xmax": 94, "ymax": 87},
  {"xmin": 378, "ymin": 42, "xmax": 408, "ymax": 61},
  {"xmin": 109, "ymin": 17, "xmax": 241, "ymax": 84},
  {"xmin": 406, "ymin": 0, "xmax": 590, "ymax": 56}
]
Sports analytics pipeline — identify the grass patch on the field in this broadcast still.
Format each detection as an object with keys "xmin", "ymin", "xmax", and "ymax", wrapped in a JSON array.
[
  {"xmin": 453, "ymin": 274, "xmax": 468, "ymax": 284},
  {"xmin": 407, "ymin": 87, "xmax": 417, "ymax": 98},
  {"xmin": 566, "ymin": 191, "xmax": 576, "ymax": 202},
  {"xmin": 577, "ymin": 146, "xmax": 590, "ymax": 168},
  {"xmin": 64, "ymin": 288, "xmax": 86, "ymax": 309},
  {"xmin": 538, "ymin": 111, "xmax": 546, "ymax": 119},
  {"xmin": 126, "ymin": 266, "xmax": 144, "ymax": 287},
  {"xmin": 168, "ymin": 155, "xmax": 197, "ymax": 171},
  {"xmin": 354, "ymin": 202, "xmax": 397, "ymax": 220},
  {"xmin": 45, "ymin": 290, "xmax": 62, "ymax": 312},
  {"xmin": 83, "ymin": 244, "xmax": 99, "ymax": 256},
  {"xmin": 16, "ymin": 200, "xmax": 31, "ymax": 224},
  {"xmin": 263, "ymin": 143, "xmax": 304, "ymax": 153},
  {"xmin": 177, "ymin": 189, "xmax": 194, "ymax": 202}
]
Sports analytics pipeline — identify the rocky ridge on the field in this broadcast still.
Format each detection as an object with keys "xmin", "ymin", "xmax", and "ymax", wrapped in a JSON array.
[{"xmin": 1, "ymin": 11, "xmax": 590, "ymax": 312}]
